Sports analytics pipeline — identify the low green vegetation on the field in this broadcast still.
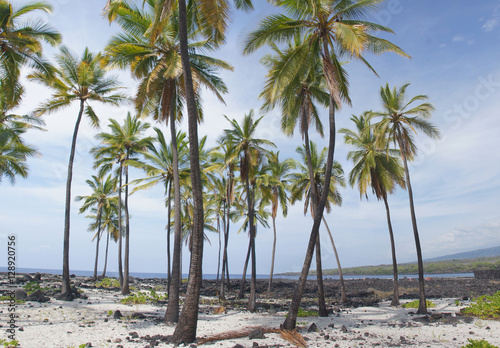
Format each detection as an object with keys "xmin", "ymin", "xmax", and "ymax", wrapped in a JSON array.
[
  {"xmin": 402, "ymin": 300, "xmax": 436, "ymax": 308},
  {"xmin": 0, "ymin": 339, "xmax": 19, "ymax": 347},
  {"xmin": 461, "ymin": 291, "xmax": 500, "ymax": 319},
  {"xmin": 120, "ymin": 289, "xmax": 166, "ymax": 305},
  {"xmin": 96, "ymin": 278, "xmax": 120, "ymax": 288},
  {"xmin": 462, "ymin": 339, "xmax": 499, "ymax": 348},
  {"xmin": 23, "ymin": 281, "xmax": 55, "ymax": 294},
  {"xmin": 297, "ymin": 308, "xmax": 319, "ymax": 317}
]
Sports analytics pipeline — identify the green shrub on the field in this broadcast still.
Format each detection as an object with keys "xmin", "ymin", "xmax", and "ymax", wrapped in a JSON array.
[
  {"xmin": 461, "ymin": 291, "xmax": 500, "ymax": 319},
  {"xmin": 120, "ymin": 290, "xmax": 166, "ymax": 305},
  {"xmin": 402, "ymin": 299, "xmax": 436, "ymax": 308},
  {"xmin": 462, "ymin": 339, "xmax": 499, "ymax": 348},
  {"xmin": 0, "ymin": 339, "xmax": 19, "ymax": 347},
  {"xmin": 297, "ymin": 308, "xmax": 319, "ymax": 317},
  {"xmin": 96, "ymin": 278, "xmax": 120, "ymax": 288}
]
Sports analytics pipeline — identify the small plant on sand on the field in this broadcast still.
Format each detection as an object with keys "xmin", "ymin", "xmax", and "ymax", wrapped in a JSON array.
[
  {"xmin": 296, "ymin": 308, "xmax": 319, "ymax": 317},
  {"xmin": 462, "ymin": 339, "xmax": 499, "ymax": 348},
  {"xmin": 402, "ymin": 299, "xmax": 435, "ymax": 308},
  {"xmin": 0, "ymin": 339, "xmax": 19, "ymax": 347},
  {"xmin": 461, "ymin": 291, "xmax": 500, "ymax": 319},
  {"xmin": 107, "ymin": 310, "xmax": 113, "ymax": 316},
  {"xmin": 96, "ymin": 278, "xmax": 120, "ymax": 288},
  {"xmin": 120, "ymin": 290, "xmax": 166, "ymax": 304}
]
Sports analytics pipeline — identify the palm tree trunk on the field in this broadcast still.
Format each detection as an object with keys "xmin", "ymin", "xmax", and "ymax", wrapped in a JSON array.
[
  {"xmin": 102, "ymin": 228, "xmax": 110, "ymax": 278},
  {"xmin": 283, "ymin": 97, "xmax": 336, "ymax": 330},
  {"xmin": 166, "ymin": 180, "xmax": 172, "ymax": 294},
  {"xmin": 216, "ymin": 214, "xmax": 221, "ymax": 282},
  {"xmin": 396, "ymin": 128, "xmax": 426, "ymax": 314},
  {"xmin": 315, "ymin": 234, "xmax": 328, "ymax": 316},
  {"xmin": 118, "ymin": 166, "xmax": 124, "ymax": 287},
  {"xmin": 121, "ymin": 161, "xmax": 131, "ymax": 295},
  {"xmin": 321, "ymin": 216, "xmax": 347, "ymax": 303},
  {"xmin": 246, "ymin": 179, "xmax": 257, "ymax": 312},
  {"xmin": 238, "ymin": 236, "xmax": 252, "ymax": 299},
  {"xmin": 93, "ymin": 212, "xmax": 102, "ymax": 281},
  {"xmin": 267, "ymin": 215, "xmax": 277, "ymax": 294},
  {"xmin": 172, "ymin": 0, "xmax": 205, "ymax": 341},
  {"xmin": 219, "ymin": 200, "xmax": 228, "ymax": 300},
  {"xmin": 383, "ymin": 193, "xmax": 399, "ymax": 306},
  {"xmin": 61, "ymin": 99, "xmax": 85, "ymax": 297},
  {"xmin": 165, "ymin": 92, "xmax": 182, "ymax": 323}
]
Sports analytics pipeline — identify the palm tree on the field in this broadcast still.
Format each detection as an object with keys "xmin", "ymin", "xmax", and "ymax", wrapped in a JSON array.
[
  {"xmin": 0, "ymin": 126, "xmax": 38, "ymax": 184},
  {"xmin": 105, "ymin": 0, "xmax": 231, "ymax": 322},
  {"xmin": 76, "ymin": 175, "xmax": 118, "ymax": 280},
  {"xmin": 30, "ymin": 46, "xmax": 128, "ymax": 298},
  {"xmin": 0, "ymin": 0, "xmax": 61, "ymax": 103},
  {"xmin": 92, "ymin": 113, "xmax": 153, "ymax": 295},
  {"xmin": 340, "ymin": 112, "xmax": 405, "ymax": 306},
  {"xmin": 290, "ymin": 141, "xmax": 346, "ymax": 309},
  {"xmin": 221, "ymin": 111, "xmax": 275, "ymax": 312},
  {"xmin": 244, "ymin": 0, "xmax": 409, "ymax": 329},
  {"xmin": 372, "ymin": 83, "xmax": 439, "ymax": 314},
  {"xmin": 97, "ymin": 203, "xmax": 121, "ymax": 278},
  {"xmin": 261, "ymin": 151, "xmax": 294, "ymax": 293}
]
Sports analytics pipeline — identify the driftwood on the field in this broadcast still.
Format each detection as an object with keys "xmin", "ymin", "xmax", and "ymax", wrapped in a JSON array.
[{"xmin": 197, "ymin": 326, "xmax": 307, "ymax": 347}]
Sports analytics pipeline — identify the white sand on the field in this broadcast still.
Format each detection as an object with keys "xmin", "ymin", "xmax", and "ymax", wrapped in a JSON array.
[{"xmin": 8, "ymin": 289, "xmax": 500, "ymax": 347}]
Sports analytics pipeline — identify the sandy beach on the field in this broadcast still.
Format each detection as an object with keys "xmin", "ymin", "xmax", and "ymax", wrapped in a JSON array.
[{"xmin": 2, "ymin": 274, "xmax": 500, "ymax": 347}]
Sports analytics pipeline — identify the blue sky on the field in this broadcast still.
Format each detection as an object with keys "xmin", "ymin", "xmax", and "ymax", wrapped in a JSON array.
[{"xmin": 1, "ymin": 0, "xmax": 499, "ymax": 276}]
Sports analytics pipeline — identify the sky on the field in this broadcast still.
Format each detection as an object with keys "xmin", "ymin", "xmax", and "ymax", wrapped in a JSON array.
[{"xmin": 1, "ymin": 0, "xmax": 500, "ymax": 276}]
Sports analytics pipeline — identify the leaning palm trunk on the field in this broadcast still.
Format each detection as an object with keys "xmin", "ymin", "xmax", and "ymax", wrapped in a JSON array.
[
  {"xmin": 383, "ymin": 193, "xmax": 399, "ymax": 306},
  {"xmin": 93, "ymin": 212, "xmax": 102, "ymax": 281},
  {"xmin": 102, "ymin": 229, "xmax": 110, "ymax": 278},
  {"xmin": 267, "ymin": 215, "xmax": 277, "ymax": 294},
  {"xmin": 172, "ymin": 0, "xmax": 205, "ymax": 342},
  {"xmin": 62, "ymin": 99, "xmax": 85, "ymax": 297},
  {"xmin": 396, "ymin": 128, "xmax": 426, "ymax": 314},
  {"xmin": 165, "ymin": 94, "xmax": 183, "ymax": 323},
  {"xmin": 122, "ymin": 162, "xmax": 131, "ymax": 295},
  {"xmin": 238, "ymin": 237, "xmax": 252, "ymax": 299},
  {"xmin": 321, "ymin": 216, "xmax": 347, "ymax": 303},
  {"xmin": 315, "ymin": 234, "xmax": 328, "ymax": 316},
  {"xmin": 283, "ymin": 98, "xmax": 336, "ymax": 330}
]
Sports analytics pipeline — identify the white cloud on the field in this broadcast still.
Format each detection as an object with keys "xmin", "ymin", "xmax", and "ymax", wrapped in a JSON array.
[{"xmin": 482, "ymin": 19, "xmax": 498, "ymax": 32}]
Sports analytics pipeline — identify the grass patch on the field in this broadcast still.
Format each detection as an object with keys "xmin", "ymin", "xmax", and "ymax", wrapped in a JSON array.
[
  {"xmin": 120, "ymin": 289, "xmax": 166, "ymax": 305},
  {"xmin": 297, "ymin": 308, "xmax": 319, "ymax": 317},
  {"xmin": 0, "ymin": 339, "xmax": 19, "ymax": 347},
  {"xmin": 23, "ymin": 281, "xmax": 55, "ymax": 295},
  {"xmin": 96, "ymin": 278, "xmax": 120, "ymax": 288},
  {"xmin": 402, "ymin": 299, "xmax": 436, "ymax": 308},
  {"xmin": 461, "ymin": 291, "xmax": 500, "ymax": 319},
  {"xmin": 462, "ymin": 339, "xmax": 499, "ymax": 348}
]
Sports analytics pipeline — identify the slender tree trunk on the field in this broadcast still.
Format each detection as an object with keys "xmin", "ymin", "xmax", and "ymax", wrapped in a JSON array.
[
  {"xmin": 102, "ymin": 229, "xmax": 110, "ymax": 278},
  {"xmin": 219, "ymin": 200, "xmax": 228, "ymax": 300},
  {"xmin": 118, "ymin": 166, "xmax": 124, "ymax": 287},
  {"xmin": 61, "ymin": 99, "xmax": 85, "ymax": 297},
  {"xmin": 165, "ymin": 94, "xmax": 183, "ymax": 323},
  {"xmin": 166, "ymin": 180, "xmax": 172, "ymax": 294},
  {"xmin": 283, "ymin": 98, "xmax": 336, "ymax": 330},
  {"xmin": 172, "ymin": 0, "xmax": 205, "ymax": 341},
  {"xmin": 383, "ymin": 194, "xmax": 399, "ymax": 306},
  {"xmin": 321, "ymin": 217, "xmax": 347, "ymax": 303},
  {"xmin": 267, "ymin": 215, "xmax": 277, "ymax": 294},
  {"xmin": 93, "ymin": 212, "xmax": 102, "ymax": 281},
  {"xmin": 315, "ymin": 234, "xmax": 328, "ymax": 316},
  {"xmin": 224, "ymin": 179, "xmax": 233, "ymax": 290},
  {"xmin": 122, "ymin": 161, "xmax": 131, "ymax": 295},
  {"xmin": 217, "ymin": 214, "xmax": 221, "ymax": 282},
  {"xmin": 396, "ymin": 128, "xmax": 426, "ymax": 314},
  {"xmin": 246, "ymin": 179, "xmax": 257, "ymax": 312},
  {"xmin": 238, "ymin": 236, "xmax": 252, "ymax": 299}
]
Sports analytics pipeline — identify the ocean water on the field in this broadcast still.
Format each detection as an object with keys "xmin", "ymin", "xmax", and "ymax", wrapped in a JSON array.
[{"xmin": 0, "ymin": 267, "xmax": 474, "ymax": 280}]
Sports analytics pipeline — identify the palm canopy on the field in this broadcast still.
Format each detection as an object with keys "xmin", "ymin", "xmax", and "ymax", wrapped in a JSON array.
[
  {"xmin": 261, "ymin": 151, "xmax": 295, "ymax": 218},
  {"xmin": 29, "ymin": 46, "xmax": 129, "ymax": 123},
  {"xmin": 0, "ymin": 0, "xmax": 61, "ymax": 102},
  {"xmin": 244, "ymin": 0, "xmax": 409, "ymax": 105},
  {"xmin": 76, "ymin": 174, "xmax": 118, "ymax": 216},
  {"xmin": 0, "ymin": 83, "xmax": 45, "ymax": 134},
  {"xmin": 371, "ymin": 83, "xmax": 440, "ymax": 161},
  {"xmin": 340, "ymin": 112, "xmax": 404, "ymax": 200},
  {"xmin": 260, "ymin": 35, "xmax": 329, "ymax": 138},
  {"xmin": 290, "ymin": 141, "xmax": 345, "ymax": 215},
  {"xmin": 0, "ymin": 125, "xmax": 38, "ymax": 184},
  {"xmin": 104, "ymin": 0, "xmax": 232, "ymax": 124}
]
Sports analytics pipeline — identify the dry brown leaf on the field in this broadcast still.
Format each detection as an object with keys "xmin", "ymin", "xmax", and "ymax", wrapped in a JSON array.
[
  {"xmin": 279, "ymin": 328, "xmax": 308, "ymax": 348},
  {"xmin": 213, "ymin": 306, "xmax": 226, "ymax": 314}
]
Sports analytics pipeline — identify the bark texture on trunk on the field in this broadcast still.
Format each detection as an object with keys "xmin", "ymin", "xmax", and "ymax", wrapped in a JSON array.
[
  {"xmin": 166, "ymin": 180, "xmax": 172, "ymax": 294},
  {"xmin": 118, "ymin": 165, "xmax": 123, "ymax": 287},
  {"xmin": 238, "ymin": 237, "xmax": 252, "ymax": 299},
  {"xmin": 322, "ymin": 217, "xmax": 347, "ymax": 303},
  {"xmin": 102, "ymin": 228, "xmax": 110, "ymax": 278},
  {"xmin": 267, "ymin": 215, "xmax": 277, "ymax": 294},
  {"xmin": 122, "ymin": 162, "xmax": 131, "ymax": 295},
  {"xmin": 383, "ymin": 194, "xmax": 399, "ymax": 306},
  {"xmin": 315, "ymin": 233, "xmax": 328, "ymax": 316},
  {"xmin": 172, "ymin": 0, "xmax": 205, "ymax": 342},
  {"xmin": 93, "ymin": 213, "xmax": 102, "ymax": 281},
  {"xmin": 62, "ymin": 99, "xmax": 85, "ymax": 297}
]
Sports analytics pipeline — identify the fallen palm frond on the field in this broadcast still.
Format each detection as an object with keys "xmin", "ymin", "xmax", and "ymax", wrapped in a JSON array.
[
  {"xmin": 279, "ymin": 328, "xmax": 308, "ymax": 347},
  {"xmin": 198, "ymin": 326, "xmax": 279, "ymax": 344}
]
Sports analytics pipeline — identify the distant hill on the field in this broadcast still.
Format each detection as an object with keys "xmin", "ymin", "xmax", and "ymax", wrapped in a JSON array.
[{"xmin": 425, "ymin": 246, "xmax": 500, "ymax": 262}]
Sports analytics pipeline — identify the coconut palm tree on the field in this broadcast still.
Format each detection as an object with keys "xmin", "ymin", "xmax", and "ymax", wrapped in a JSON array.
[
  {"xmin": 96, "ymin": 203, "xmax": 121, "ymax": 278},
  {"xmin": 76, "ymin": 174, "xmax": 118, "ymax": 280},
  {"xmin": 0, "ymin": 0, "xmax": 61, "ymax": 103},
  {"xmin": 244, "ymin": 0, "xmax": 409, "ymax": 329},
  {"xmin": 220, "ymin": 111, "xmax": 275, "ymax": 312},
  {"xmin": 340, "ymin": 112, "xmax": 405, "ymax": 306},
  {"xmin": 30, "ymin": 46, "xmax": 128, "ymax": 298},
  {"xmin": 290, "ymin": 141, "xmax": 346, "ymax": 309},
  {"xmin": 92, "ymin": 113, "xmax": 153, "ymax": 295},
  {"xmin": 0, "ymin": 125, "xmax": 38, "ymax": 184},
  {"xmin": 261, "ymin": 151, "xmax": 294, "ymax": 293},
  {"xmin": 371, "ymin": 83, "xmax": 439, "ymax": 314}
]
